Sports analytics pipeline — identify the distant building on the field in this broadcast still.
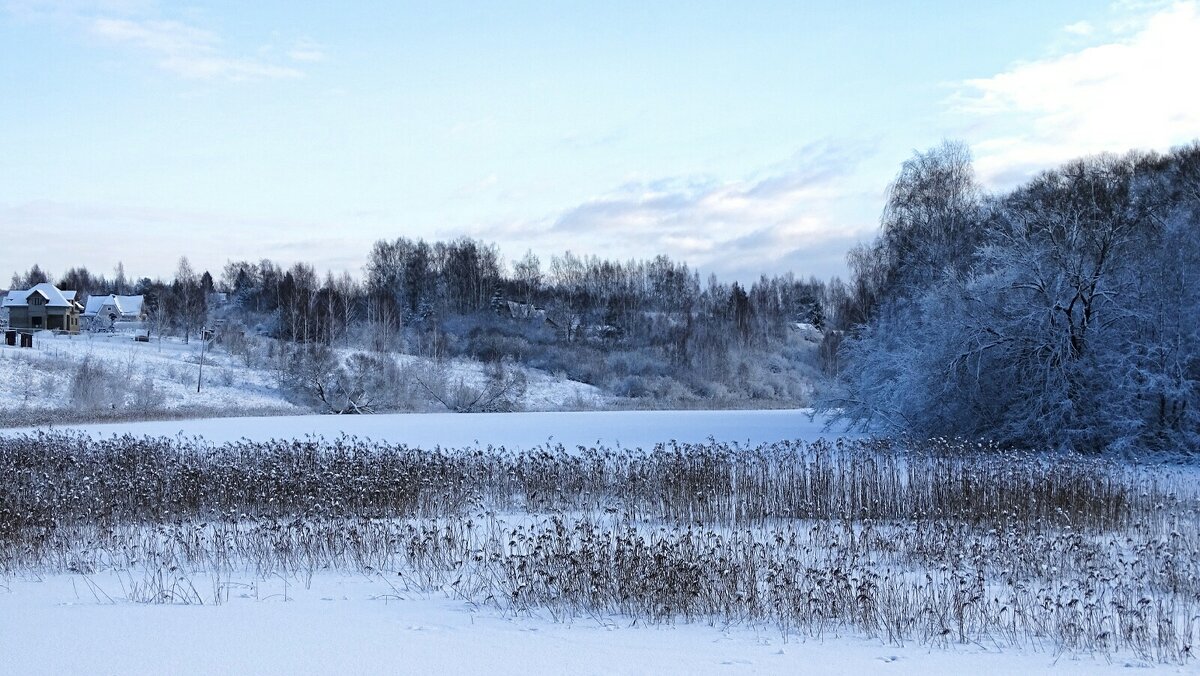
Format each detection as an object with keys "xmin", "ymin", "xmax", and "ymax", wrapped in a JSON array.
[
  {"xmin": 2, "ymin": 283, "xmax": 82, "ymax": 333},
  {"xmin": 82, "ymin": 294, "xmax": 146, "ymax": 331}
]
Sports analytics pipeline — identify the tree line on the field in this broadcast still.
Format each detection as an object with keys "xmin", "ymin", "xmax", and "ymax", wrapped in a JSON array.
[
  {"xmin": 819, "ymin": 140, "xmax": 1200, "ymax": 453},
  {"xmin": 12, "ymin": 139, "xmax": 1195, "ymax": 450},
  {"xmin": 10, "ymin": 240, "xmax": 829, "ymax": 404}
]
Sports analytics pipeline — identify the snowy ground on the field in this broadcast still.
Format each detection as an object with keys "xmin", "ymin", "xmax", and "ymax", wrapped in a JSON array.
[
  {"xmin": 0, "ymin": 571, "xmax": 1176, "ymax": 676},
  {"xmin": 3, "ymin": 411, "xmax": 1192, "ymax": 674},
  {"xmin": 10, "ymin": 408, "xmax": 831, "ymax": 449},
  {"xmin": 0, "ymin": 330, "xmax": 294, "ymax": 412},
  {"xmin": 0, "ymin": 330, "xmax": 604, "ymax": 418}
]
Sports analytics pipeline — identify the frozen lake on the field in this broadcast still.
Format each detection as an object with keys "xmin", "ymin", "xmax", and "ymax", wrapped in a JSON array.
[
  {"xmin": 10, "ymin": 409, "xmax": 839, "ymax": 449},
  {"xmin": 2, "ymin": 411, "xmax": 1180, "ymax": 675},
  {"xmin": 0, "ymin": 571, "xmax": 1140, "ymax": 676}
]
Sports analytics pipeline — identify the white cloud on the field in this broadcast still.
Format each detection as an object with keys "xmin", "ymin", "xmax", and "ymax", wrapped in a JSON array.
[
  {"xmin": 92, "ymin": 17, "xmax": 212, "ymax": 53},
  {"xmin": 467, "ymin": 140, "xmax": 880, "ymax": 281},
  {"xmin": 89, "ymin": 17, "xmax": 302, "ymax": 81},
  {"xmin": 951, "ymin": 1, "xmax": 1200, "ymax": 187},
  {"xmin": 1063, "ymin": 20, "xmax": 1095, "ymax": 35},
  {"xmin": 4, "ymin": 0, "xmax": 154, "ymax": 19},
  {"xmin": 5, "ymin": 3, "xmax": 309, "ymax": 80},
  {"xmin": 287, "ymin": 38, "xmax": 326, "ymax": 63}
]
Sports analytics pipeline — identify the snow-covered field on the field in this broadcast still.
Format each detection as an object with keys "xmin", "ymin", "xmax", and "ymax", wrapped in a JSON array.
[
  {"xmin": 0, "ymin": 330, "xmax": 295, "ymax": 412},
  {"xmin": 0, "ymin": 571, "xmax": 1168, "ymax": 676},
  {"xmin": 0, "ymin": 330, "xmax": 604, "ymax": 419},
  {"xmin": 12, "ymin": 408, "xmax": 830, "ymax": 449},
  {"xmin": 2, "ymin": 411, "xmax": 1194, "ymax": 675}
]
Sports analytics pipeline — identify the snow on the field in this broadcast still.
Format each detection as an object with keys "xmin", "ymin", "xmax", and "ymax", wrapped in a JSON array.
[
  {"xmin": 10, "ymin": 409, "xmax": 831, "ymax": 450},
  {"xmin": 0, "ymin": 331, "xmax": 608, "ymax": 418},
  {"xmin": 82, "ymin": 293, "xmax": 144, "ymax": 317},
  {"xmin": 791, "ymin": 322, "xmax": 823, "ymax": 343},
  {"xmin": 2, "ymin": 282, "xmax": 79, "ymax": 308},
  {"xmin": 385, "ymin": 353, "xmax": 606, "ymax": 412},
  {"xmin": 0, "ymin": 331, "xmax": 298, "ymax": 413},
  {"xmin": 2, "ymin": 410, "xmax": 1192, "ymax": 673},
  {"xmin": 0, "ymin": 572, "xmax": 1173, "ymax": 676}
]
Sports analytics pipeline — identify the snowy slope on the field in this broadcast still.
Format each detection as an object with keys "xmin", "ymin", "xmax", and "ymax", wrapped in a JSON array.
[
  {"xmin": 0, "ymin": 331, "xmax": 296, "ymax": 413},
  {"xmin": 0, "ymin": 331, "xmax": 605, "ymax": 419}
]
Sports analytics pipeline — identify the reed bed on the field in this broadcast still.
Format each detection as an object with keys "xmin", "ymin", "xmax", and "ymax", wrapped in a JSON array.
[{"xmin": 0, "ymin": 431, "xmax": 1196, "ymax": 663}]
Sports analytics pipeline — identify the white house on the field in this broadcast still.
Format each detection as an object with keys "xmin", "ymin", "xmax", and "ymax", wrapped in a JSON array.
[{"xmin": 82, "ymin": 294, "xmax": 146, "ymax": 331}]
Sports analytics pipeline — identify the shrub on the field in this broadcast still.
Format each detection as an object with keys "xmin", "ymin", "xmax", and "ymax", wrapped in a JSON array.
[{"xmin": 68, "ymin": 358, "xmax": 123, "ymax": 410}]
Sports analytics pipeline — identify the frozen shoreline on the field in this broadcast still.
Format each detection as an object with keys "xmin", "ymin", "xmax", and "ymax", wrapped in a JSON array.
[{"xmin": 5, "ymin": 408, "xmax": 838, "ymax": 450}]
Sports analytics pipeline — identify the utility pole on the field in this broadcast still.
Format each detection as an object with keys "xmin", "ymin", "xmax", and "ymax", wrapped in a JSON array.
[{"xmin": 197, "ymin": 326, "xmax": 208, "ymax": 393}]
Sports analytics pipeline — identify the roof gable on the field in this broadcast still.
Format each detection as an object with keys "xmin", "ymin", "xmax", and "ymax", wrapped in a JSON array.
[
  {"xmin": 83, "ymin": 293, "xmax": 145, "ymax": 317},
  {"xmin": 2, "ymin": 283, "xmax": 81, "ymax": 309}
]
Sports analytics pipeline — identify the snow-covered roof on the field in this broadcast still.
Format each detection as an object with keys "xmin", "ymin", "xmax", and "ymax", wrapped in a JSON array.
[
  {"xmin": 83, "ymin": 294, "xmax": 145, "ymax": 317},
  {"xmin": 2, "ymin": 283, "xmax": 81, "ymax": 309}
]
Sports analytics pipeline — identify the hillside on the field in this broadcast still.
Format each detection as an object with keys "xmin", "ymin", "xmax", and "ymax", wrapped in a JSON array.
[{"xmin": 0, "ymin": 330, "xmax": 606, "ymax": 426}]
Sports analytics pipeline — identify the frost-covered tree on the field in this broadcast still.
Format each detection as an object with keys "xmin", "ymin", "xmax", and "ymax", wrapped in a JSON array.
[
  {"xmin": 836, "ymin": 142, "xmax": 982, "ymax": 330},
  {"xmin": 824, "ymin": 144, "xmax": 1200, "ymax": 452}
]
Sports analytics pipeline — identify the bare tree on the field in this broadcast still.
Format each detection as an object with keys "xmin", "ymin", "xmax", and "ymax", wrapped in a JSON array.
[{"xmin": 174, "ymin": 257, "xmax": 207, "ymax": 344}]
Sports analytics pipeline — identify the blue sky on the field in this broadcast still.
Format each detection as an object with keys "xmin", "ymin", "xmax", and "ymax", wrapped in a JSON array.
[{"xmin": 2, "ymin": 1, "xmax": 1199, "ymax": 283}]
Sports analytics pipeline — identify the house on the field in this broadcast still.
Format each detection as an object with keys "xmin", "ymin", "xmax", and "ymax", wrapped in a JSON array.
[
  {"xmin": 82, "ymin": 294, "xmax": 146, "ymax": 331},
  {"xmin": 503, "ymin": 300, "xmax": 548, "ymax": 322},
  {"xmin": 2, "ymin": 283, "xmax": 82, "ymax": 333}
]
